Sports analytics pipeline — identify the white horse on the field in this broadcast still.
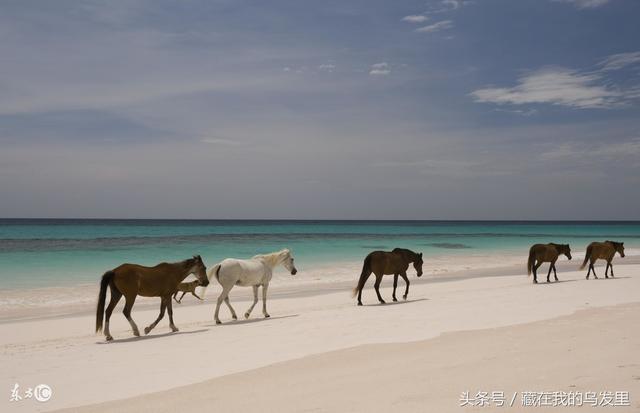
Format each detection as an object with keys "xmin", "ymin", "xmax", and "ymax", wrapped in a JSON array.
[{"xmin": 208, "ymin": 249, "xmax": 297, "ymax": 324}]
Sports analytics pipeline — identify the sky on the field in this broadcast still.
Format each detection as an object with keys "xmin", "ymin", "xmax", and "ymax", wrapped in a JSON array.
[{"xmin": 1, "ymin": 0, "xmax": 639, "ymax": 220}]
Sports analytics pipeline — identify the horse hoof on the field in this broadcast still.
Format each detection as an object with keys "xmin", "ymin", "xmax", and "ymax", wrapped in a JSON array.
[
  {"xmin": 105, "ymin": 336, "xmax": 113, "ymax": 342},
  {"xmin": 215, "ymin": 320, "xmax": 222, "ymax": 325},
  {"xmin": 392, "ymin": 298, "xmax": 398, "ymax": 302},
  {"xmin": 133, "ymin": 330, "xmax": 140, "ymax": 337},
  {"xmin": 264, "ymin": 314, "xmax": 271, "ymax": 318},
  {"xmin": 403, "ymin": 295, "xmax": 407, "ymax": 300},
  {"xmin": 144, "ymin": 327, "xmax": 151, "ymax": 335},
  {"xmin": 547, "ymin": 280, "xmax": 550, "ymax": 283},
  {"xmin": 379, "ymin": 301, "xmax": 386, "ymax": 305},
  {"xmin": 232, "ymin": 315, "xmax": 238, "ymax": 320},
  {"xmin": 244, "ymin": 313, "xmax": 250, "ymax": 319},
  {"xmin": 171, "ymin": 327, "xmax": 179, "ymax": 333},
  {"xmin": 357, "ymin": 302, "xmax": 362, "ymax": 306}
]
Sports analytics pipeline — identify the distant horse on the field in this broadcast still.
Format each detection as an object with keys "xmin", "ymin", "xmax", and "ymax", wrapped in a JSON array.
[
  {"xmin": 96, "ymin": 256, "xmax": 209, "ymax": 341},
  {"xmin": 580, "ymin": 240, "xmax": 625, "ymax": 279},
  {"xmin": 209, "ymin": 249, "xmax": 297, "ymax": 324},
  {"xmin": 173, "ymin": 280, "xmax": 203, "ymax": 303},
  {"xmin": 527, "ymin": 243, "xmax": 572, "ymax": 284},
  {"xmin": 352, "ymin": 248, "xmax": 423, "ymax": 306}
]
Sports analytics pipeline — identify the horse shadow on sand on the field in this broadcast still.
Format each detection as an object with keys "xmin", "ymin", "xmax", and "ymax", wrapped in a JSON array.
[
  {"xmin": 205, "ymin": 314, "xmax": 299, "ymax": 327},
  {"xmin": 96, "ymin": 328, "xmax": 208, "ymax": 344},
  {"xmin": 361, "ymin": 298, "xmax": 428, "ymax": 307}
]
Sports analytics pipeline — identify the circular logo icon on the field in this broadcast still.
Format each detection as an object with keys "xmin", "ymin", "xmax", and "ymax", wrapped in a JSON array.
[{"xmin": 34, "ymin": 384, "xmax": 52, "ymax": 402}]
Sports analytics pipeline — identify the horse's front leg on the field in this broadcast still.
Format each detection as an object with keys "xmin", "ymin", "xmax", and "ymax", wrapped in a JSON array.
[
  {"xmin": 373, "ymin": 273, "xmax": 385, "ymax": 304},
  {"xmin": 392, "ymin": 274, "xmax": 399, "ymax": 302},
  {"xmin": 166, "ymin": 294, "xmax": 178, "ymax": 332},
  {"xmin": 145, "ymin": 297, "xmax": 166, "ymax": 335},
  {"xmin": 400, "ymin": 273, "xmax": 410, "ymax": 300},
  {"xmin": 546, "ymin": 263, "xmax": 553, "ymax": 283},
  {"xmin": 604, "ymin": 262, "xmax": 610, "ymax": 278},
  {"xmin": 610, "ymin": 262, "xmax": 615, "ymax": 277},
  {"xmin": 262, "ymin": 283, "xmax": 270, "ymax": 318},
  {"xmin": 552, "ymin": 263, "xmax": 558, "ymax": 282},
  {"xmin": 245, "ymin": 286, "xmax": 259, "ymax": 319}
]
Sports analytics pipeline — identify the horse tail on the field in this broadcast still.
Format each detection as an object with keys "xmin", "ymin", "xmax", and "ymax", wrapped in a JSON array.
[
  {"xmin": 527, "ymin": 248, "xmax": 535, "ymax": 276},
  {"xmin": 580, "ymin": 246, "xmax": 592, "ymax": 270},
  {"xmin": 208, "ymin": 263, "xmax": 222, "ymax": 282},
  {"xmin": 352, "ymin": 254, "xmax": 372, "ymax": 297},
  {"xmin": 96, "ymin": 270, "xmax": 115, "ymax": 333}
]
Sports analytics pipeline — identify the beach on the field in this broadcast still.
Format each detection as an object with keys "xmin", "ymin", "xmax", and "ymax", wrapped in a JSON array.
[{"xmin": 2, "ymin": 258, "xmax": 639, "ymax": 412}]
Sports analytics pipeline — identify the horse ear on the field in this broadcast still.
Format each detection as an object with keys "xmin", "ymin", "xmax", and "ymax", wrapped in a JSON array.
[{"xmin": 419, "ymin": 253, "xmax": 423, "ymax": 257}]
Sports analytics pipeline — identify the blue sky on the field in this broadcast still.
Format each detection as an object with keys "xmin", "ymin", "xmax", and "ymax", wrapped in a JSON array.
[{"xmin": 1, "ymin": 0, "xmax": 639, "ymax": 219}]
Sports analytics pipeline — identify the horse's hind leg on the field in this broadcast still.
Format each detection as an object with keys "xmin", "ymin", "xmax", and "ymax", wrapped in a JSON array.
[
  {"xmin": 122, "ymin": 293, "xmax": 140, "ymax": 337},
  {"xmin": 166, "ymin": 295, "xmax": 178, "ymax": 332},
  {"xmin": 356, "ymin": 272, "xmax": 371, "ymax": 306},
  {"xmin": 604, "ymin": 262, "xmax": 610, "ymax": 278},
  {"xmin": 245, "ymin": 286, "xmax": 259, "ymax": 319},
  {"xmin": 590, "ymin": 260, "xmax": 598, "ymax": 279},
  {"xmin": 144, "ymin": 297, "xmax": 166, "ymax": 335},
  {"xmin": 262, "ymin": 283, "xmax": 270, "ymax": 318},
  {"xmin": 400, "ymin": 273, "xmax": 410, "ymax": 300},
  {"xmin": 214, "ymin": 285, "xmax": 233, "ymax": 324},
  {"xmin": 533, "ymin": 261, "xmax": 542, "ymax": 283},
  {"xmin": 546, "ymin": 263, "xmax": 553, "ymax": 283},
  {"xmin": 373, "ymin": 273, "xmax": 385, "ymax": 304},
  {"xmin": 104, "ymin": 285, "xmax": 122, "ymax": 341},
  {"xmin": 192, "ymin": 291, "xmax": 203, "ymax": 300},
  {"xmin": 392, "ymin": 274, "xmax": 399, "ymax": 302},
  {"xmin": 224, "ymin": 296, "xmax": 237, "ymax": 320}
]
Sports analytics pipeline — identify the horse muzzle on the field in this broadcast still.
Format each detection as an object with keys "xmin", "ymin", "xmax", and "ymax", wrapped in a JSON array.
[
  {"xmin": 202, "ymin": 279, "xmax": 210, "ymax": 287},
  {"xmin": 291, "ymin": 268, "xmax": 298, "ymax": 275},
  {"xmin": 417, "ymin": 272, "xmax": 423, "ymax": 277}
]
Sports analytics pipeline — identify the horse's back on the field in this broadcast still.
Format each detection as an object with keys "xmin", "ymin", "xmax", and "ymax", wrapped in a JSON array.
[
  {"xmin": 368, "ymin": 250, "xmax": 407, "ymax": 274},
  {"xmin": 218, "ymin": 258, "xmax": 267, "ymax": 286}
]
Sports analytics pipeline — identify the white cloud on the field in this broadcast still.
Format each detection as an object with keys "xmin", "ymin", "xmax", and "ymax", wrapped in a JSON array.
[
  {"xmin": 540, "ymin": 138, "xmax": 640, "ymax": 164},
  {"xmin": 552, "ymin": 0, "xmax": 611, "ymax": 9},
  {"xmin": 318, "ymin": 63, "xmax": 336, "ymax": 72},
  {"xmin": 401, "ymin": 15, "xmax": 428, "ymax": 23},
  {"xmin": 415, "ymin": 20, "xmax": 453, "ymax": 33},
  {"xmin": 470, "ymin": 67, "xmax": 635, "ymax": 109},
  {"xmin": 369, "ymin": 62, "xmax": 391, "ymax": 76},
  {"xmin": 599, "ymin": 51, "xmax": 640, "ymax": 71}
]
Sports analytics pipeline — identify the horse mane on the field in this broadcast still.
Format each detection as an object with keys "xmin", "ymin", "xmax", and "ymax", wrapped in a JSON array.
[
  {"xmin": 252, "ymin": 249, "xmax": 290, "ymax": 266},
  {"xmin": 392, "ymin": 248, "xmax": 418, "ymax": 260}
]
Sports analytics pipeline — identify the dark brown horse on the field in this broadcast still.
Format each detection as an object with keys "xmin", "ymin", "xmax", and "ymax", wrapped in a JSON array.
[
  {"xmin": 527, "ymin": 243, "xmax": 572, "ymax": 284},
  {"xmin": 352, "ymin": 248, "xmax": 423, "ymax": 306},
  {"xmin": 580, "ymin": 240, "xmax": 625, "ymax": 279},
  {"xmin": 173, "ymin": 280, "xmax": 203, "ymax": 303},
  {"xmin": 96, "ymin": 256, "xmax": 209, "ymax": 341}
]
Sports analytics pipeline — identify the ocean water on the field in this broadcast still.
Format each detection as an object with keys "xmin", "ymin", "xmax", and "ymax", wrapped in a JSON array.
[{"xmin": 0, "ymin": 219, "xmax": 639, "ymax": 290}]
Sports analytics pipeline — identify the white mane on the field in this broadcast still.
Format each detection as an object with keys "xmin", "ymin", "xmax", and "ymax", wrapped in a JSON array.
[{"xmin": 252, "ymin": 249, "xmax": 290, "ymax": 267}]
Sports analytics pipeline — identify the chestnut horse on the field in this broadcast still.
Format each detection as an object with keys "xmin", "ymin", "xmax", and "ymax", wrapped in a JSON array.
[
  {"xmin": 580, "ymin": 240, "xmax": 625, "ymax": 279},
  {"xmin": 95, "ymin": 255, "xmax": 209, "ymax": 341},
  {"xmin": 352, "ymin": 248, "xmax": 423, "ymax": 306},
  {"xmin": 527, "ymin": 243, "xmax": 572, "ymax": 284}
]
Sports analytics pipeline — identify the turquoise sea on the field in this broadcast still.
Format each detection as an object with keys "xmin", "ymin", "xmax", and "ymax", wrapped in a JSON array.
[{"xmin": 1, "ymin": 219, "xmax": 639, "ymax": 290}]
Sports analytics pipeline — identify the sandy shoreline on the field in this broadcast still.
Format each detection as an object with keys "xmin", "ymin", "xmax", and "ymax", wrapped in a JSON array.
[
  {"xmin": 57, "ymin": 302, "xmax": 640, "ymax": 413},
  {"xmin": 1, "ymin": 260, "xmax": 639, "ymax": 412}
]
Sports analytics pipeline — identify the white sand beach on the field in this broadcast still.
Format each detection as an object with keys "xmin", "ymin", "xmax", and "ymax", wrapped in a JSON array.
[{"xmin": 1, "ymin": 260, "xmax": 639, "ymax": 412}]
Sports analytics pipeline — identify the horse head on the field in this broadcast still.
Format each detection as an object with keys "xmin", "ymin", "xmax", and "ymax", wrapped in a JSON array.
[
  {"xmin": 281, "ymin": 249, "xmax": 298, "ymax": 275},
  {"xmin": 413, "ymin": 252, "xmax": 424, "ymax": 277},
  {"xmin": 606, "ymin": 241, "xmax": 625, "ymax": 258},
  {"xmin": 191, "ymin": 255, "xmax": 210, "ymax": 286},
  {"xmin": 562, "ymin": 244, "xmax": 572, "ymax": 260}
]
